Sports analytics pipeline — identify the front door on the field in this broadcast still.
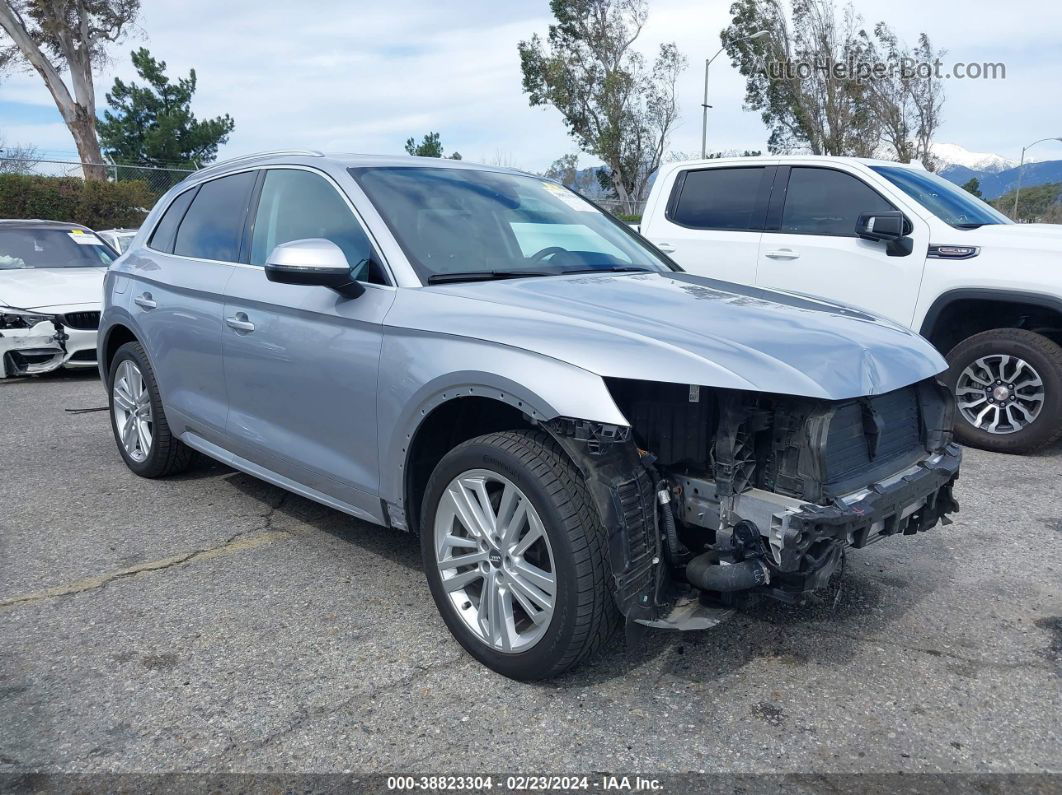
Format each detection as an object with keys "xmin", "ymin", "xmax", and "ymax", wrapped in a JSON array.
[
  {"xmin": 222, "ymin": 167, "xmax": 395, "ymax": 521},
  {"xmin": 754, "ymin": 165, "xmax": 928, "ymax": 326}
]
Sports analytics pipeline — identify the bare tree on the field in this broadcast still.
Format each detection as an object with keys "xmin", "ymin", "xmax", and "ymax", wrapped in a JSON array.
[
  {"xmin": 723, "ymin": 0, "xmax": 878, "ymax": 155},
  {"xmin": 909, "ymin": 33, "xmax": 945, "ymax": 171},
  {"xmin": 519, "ymin": 0, "xmax": 686, "ymax": 213},
  {"xmin": 862, "ymin": 25, "xmax": 945, "ymax": 168},
  {"xmin": 0, "ymin": 133, "xmax": 41, "ymax": 174},
  {"xmin": 0, "ymin": 0, "xmax": 140, "ymax": 179}
]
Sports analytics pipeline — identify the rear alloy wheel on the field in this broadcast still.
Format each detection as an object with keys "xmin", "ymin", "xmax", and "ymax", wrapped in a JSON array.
[
  {"xmin": 112, "ymin": 359, "xmax": 153, "ymax": 463},
  {"xmin": 108, "ymin": 341, "xmax": 194, "ymax": 477},
  {"xmin": 946, "ymin": 328, "xmax": 1062, "ymax": 454},
  {"xmin": 421, "ymin": 431, "xmax": 617, "ymax": 680}
]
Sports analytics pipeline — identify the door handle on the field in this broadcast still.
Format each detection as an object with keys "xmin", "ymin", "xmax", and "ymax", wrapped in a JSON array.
[
  {"xmin": 133, "ymin": 292, "xmax": 157, "ymax": 309},
  {"xmin": 764, "ymin": 248, "xmax": 800, "ymax": 260},
  {"xmin": 225, "ymin": 312, "xmax": 255, "ymax": 333},
  {"xmin": 655, "ymin": 241, "xmax": 676, "ymax": 253}
]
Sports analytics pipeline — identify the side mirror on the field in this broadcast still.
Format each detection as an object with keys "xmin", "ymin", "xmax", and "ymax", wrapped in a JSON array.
[
  {"xmin": 855, "ymin": 211, "xmax": 913, "ymax": 257},
  {"xmin": 264, "ymin": 238, "xmax": 365, "ymax": 298}
]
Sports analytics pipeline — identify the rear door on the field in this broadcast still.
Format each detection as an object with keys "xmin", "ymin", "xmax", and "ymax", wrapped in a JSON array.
[
  {"xmin": 641, "ymin": 164, "xmax": 773, "ymax": 285},
  {"xmin": 133, "ymin": 171, "xmax": 256, "ymax": 442},
  {"xmin": 755, "ymin": 165, "xmax": 929, "ymax": 325},
  {"xmin": 222, "ymin": 167, "xmax": 395, "ymax": 521}
]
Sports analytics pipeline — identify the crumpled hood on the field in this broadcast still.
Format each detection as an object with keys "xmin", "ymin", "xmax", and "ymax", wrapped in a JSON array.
[
  {"xmin": 0, "ymin": 267, "xmax": 105, "ymax": 311},
  {"xmin": 389, "ymin": 272, "xmax": 946, "ymax": 400}
]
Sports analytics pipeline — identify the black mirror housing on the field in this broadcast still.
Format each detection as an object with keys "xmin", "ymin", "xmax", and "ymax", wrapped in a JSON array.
[
  {"xmin": 855, "ymin": 211, "xmax": 906, "ymax": 241},
  {"xmin": 855, "ymin": 211, "xmax": 913, "ymax": 257}
]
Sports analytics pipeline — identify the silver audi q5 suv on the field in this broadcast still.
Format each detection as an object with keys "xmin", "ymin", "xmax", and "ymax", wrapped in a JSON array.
[{"xmin": 99, "ymin": 151, "xmax": 961, "ymax": 679}]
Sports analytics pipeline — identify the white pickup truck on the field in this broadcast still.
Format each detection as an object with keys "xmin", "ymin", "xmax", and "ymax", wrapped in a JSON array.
[{"xmin": 640, "ymin": 155, "xmax": 1062, "ymax": 454}]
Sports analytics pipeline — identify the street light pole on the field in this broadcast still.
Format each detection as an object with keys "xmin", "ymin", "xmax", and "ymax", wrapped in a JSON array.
[
  {"xmin": 1012, "ymin": 136, "xmax": 1062, "ymax": 220},
  {"xmin": 701, "ymin": 30, "xmax": 768, "ymax": 160}
]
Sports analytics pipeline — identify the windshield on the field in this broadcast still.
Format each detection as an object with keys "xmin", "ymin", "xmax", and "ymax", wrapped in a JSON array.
[
  {"xmin": 871, "ymin": 166, "xmax": 1011, "ymax": 228},
  {"xmin": 0, "ymin": 228, "xmax": 117, "ymax": 270},
  {"xmin": 350, "ymin": 166, "xmax": 673, "ymax": 282}
]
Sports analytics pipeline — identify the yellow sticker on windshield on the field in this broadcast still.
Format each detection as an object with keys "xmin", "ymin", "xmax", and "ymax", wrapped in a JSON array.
[{"xmin": 541, "ymin": 181, "xmax": 596, "ymax": 213}]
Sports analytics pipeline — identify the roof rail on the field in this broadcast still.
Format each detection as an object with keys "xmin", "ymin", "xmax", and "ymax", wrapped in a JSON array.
[{"xmin": 192, "ymin": 149, "xmax": 325, "ymax": 176}]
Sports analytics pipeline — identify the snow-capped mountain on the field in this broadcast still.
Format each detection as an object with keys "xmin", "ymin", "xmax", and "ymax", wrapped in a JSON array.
[{"xmin": 931, "ymin": 143, "xmax": 1019, "ymax": 173}]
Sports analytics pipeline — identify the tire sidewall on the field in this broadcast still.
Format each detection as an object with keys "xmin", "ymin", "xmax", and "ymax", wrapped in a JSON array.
[
  {"xmin": 945, "ymin": 331, "xmax": 1062, "ymax": 454},
  {"xmin": 420, "ymin": 438, "xmax": 586, "ymax": 680},
  {"xmin": 107, "ymin": 342, "xmax": 172, "ymax": 477}
]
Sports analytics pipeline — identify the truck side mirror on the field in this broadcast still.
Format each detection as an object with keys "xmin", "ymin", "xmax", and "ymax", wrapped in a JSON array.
[{"xmin": 855, "ymin": 211, "xmax": 913, "ymax": 257}]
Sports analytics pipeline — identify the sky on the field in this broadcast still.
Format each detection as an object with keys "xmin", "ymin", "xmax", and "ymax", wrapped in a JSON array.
[{"xmin": 2, "ymin": 0, "xmax": 1062, "ymax": 172}]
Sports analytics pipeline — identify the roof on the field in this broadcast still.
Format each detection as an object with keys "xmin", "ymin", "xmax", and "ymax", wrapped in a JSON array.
[
  {"xmin": 663, "ymin": 154, "xmax": 927, "ymax": 170},
  {"xmin": 184, "ymin": 149, "xmax": 528, "ymax": 186}
]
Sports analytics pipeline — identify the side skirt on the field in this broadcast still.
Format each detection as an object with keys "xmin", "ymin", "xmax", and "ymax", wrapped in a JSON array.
[{"xmin": 181, "ymin": 431, "xmax": 384, "ymax": 525}]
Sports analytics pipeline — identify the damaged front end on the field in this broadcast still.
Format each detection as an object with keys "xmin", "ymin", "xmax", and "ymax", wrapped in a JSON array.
[
  {"xmin": 0, "ymin": 310, "xmax": 69, "ymax": 378},
  {"xmin": 548, "ymin": 377, "xmax": 961, "ymax": 629}
]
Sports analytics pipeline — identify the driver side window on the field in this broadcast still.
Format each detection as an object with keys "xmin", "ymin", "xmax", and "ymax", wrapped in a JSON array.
[{"xmin": 249, "ymin": 169, "xmax": 386, "ymax": 284}]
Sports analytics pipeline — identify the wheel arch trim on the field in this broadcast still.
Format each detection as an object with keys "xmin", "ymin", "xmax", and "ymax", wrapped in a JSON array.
[{"xmin": 920, "ymin": 288, "xmax": 1062, "ymax": 343}]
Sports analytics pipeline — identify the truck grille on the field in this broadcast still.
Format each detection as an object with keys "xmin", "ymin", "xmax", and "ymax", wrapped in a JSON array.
[{"xmin": 61, "ymin": 311, "xmax": 100, "ymax": 330}]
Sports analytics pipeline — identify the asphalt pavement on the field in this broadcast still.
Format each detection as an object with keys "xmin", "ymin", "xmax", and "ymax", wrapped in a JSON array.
[{"xmin": 1, "ymin": 370, "xmax": 1059, "ymax": 778}]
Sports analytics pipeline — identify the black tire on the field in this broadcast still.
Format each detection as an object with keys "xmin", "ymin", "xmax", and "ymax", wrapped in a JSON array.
[
  {"xmin": 420, "ymin": 430, "xmax": 618, "ymax": 680},
  {"xmin": 944, "ymin": 328, "xmax": 1062, "ymax": 454},
  {"xmin": 107, "ymin": 341, "xmax": 194, "ymax": 478}
]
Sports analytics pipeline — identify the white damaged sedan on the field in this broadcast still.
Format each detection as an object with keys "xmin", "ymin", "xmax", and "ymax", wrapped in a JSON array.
[{"xmin": 0, "ymin": 220, "xmax": 117, "ymax": 378}]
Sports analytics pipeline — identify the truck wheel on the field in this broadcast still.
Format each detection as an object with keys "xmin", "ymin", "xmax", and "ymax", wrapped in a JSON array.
[
  {"xmin": 108, "ymin": 341, "xmax": 194, "ymax": 477},
  {"xmin": 945, "ymin": 328, "xmax": 1062, "ymax": 454},
  {"xmin": 420, "ymin": 430, "xmax": 617, "ymax": 680}
]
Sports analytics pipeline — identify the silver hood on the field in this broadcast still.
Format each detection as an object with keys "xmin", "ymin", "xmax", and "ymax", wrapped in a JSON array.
[{"xmin": 387, "ymin": 272, "xmax": 946, "ymax": 401}]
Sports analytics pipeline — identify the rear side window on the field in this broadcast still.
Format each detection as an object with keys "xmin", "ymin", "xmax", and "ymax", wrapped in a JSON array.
[
  {"xmin": 781, "ymin": 167, "xmax": 894, "ymax": 236},
  {"xmin": 173, "ymin": 171, "xmax": 257, "ymax": 262},
  {"xmin": 148, "ymin": 188, "xmax": 196, "ymax": 253},
  {"xmin": 669, "ymin": 167, "xmax": 765, "ymax": 230}
]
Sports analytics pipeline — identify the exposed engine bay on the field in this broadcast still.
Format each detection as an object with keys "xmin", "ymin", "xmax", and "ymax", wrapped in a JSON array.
[{"xmin": 547, "ymin": 377, "xmax": 961, "ymax": 629}]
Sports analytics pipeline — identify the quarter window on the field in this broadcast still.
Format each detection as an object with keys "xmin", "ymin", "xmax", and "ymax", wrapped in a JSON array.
[
  {"xmin": 670, "ymin": 167, "xmax": 766, "ymax": 230},
  {"xmin": 173, "ymin": 171, "xmax": 257, "ymax": 262},
  {"xmin": 249, "ymin": 169, "xmax": 384, "ymax": 284},
  {"xmin": 148, "ymin": 187, "xmax": 196, "ymax": 253},
  {"xmin": 780, "ymin": 168, "xmax": 894, "ymax": 236}
]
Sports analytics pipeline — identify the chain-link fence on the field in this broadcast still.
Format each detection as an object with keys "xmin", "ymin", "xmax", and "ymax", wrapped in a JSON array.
[
  {"xmin": 595, "ymin": 198, "xmax": 647, "ymax": 220},
  {"xmin": 0, "ymin": 157, "xmax": 195, "ymax": 195}
]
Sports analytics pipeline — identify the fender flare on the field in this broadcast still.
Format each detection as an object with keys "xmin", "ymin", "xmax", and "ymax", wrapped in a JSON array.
[
  {"xmin": 919, "ymin": 288, "xmax": 1062, "ymax": 341},
  {"xmin": 379, "ymin": 365, "xmax": 628, "ymax": 526}
]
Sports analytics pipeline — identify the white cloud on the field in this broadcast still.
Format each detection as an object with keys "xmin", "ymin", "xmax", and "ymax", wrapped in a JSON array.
[{"xmin": 2, "ymin": 0, "xmax": 1061, "ymax": 169}]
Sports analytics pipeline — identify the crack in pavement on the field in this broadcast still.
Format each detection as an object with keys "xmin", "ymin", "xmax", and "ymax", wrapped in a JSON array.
[
  {"xmin": 211, "ymin": 653, "xmax": 470, "ymax": 766},
  {"xmin": 0, "ymin": 494, "xmax": 294, "ymax": 612},
  {"xmin": 808, "ymin": 624, "xmax": 1056, "ymax": 674}
]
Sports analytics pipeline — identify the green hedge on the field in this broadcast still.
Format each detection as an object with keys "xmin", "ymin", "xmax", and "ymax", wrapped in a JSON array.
[{"xmin": 0, "ymin": 174, "xmax": 156, "ymax": 230}]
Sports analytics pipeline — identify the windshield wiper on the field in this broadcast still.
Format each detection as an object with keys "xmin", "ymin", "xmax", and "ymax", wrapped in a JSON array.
[
  {"xmin": 557, "ymin": 266, "xmax": 654, "ymax": 275},
  {"xmin": 426, "ymin": 270, "xmax": 552, "ymax": 284}
]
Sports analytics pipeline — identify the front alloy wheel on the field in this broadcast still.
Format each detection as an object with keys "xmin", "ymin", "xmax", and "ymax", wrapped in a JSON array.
[
  {"xmin": 433, "ymin": 469, "xmax": 557, "ymax": 653},
  {"xmin": 421, "ymin": 431, "xmax": 618, "ymax": 680}
]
